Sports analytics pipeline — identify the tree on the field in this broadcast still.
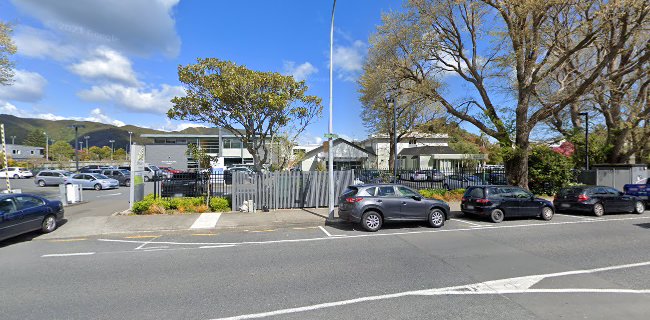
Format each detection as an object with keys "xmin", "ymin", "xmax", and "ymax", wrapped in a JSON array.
[
  {"xmin": 114, "ymin": 148, "xmax": 126, "ymax": 160},
  {"xmin": 186, "ymin": 143, "xmax": 213, "ymax": 169},
  {"xmin": 364, "ymin": 0, "xmax": 645, "ymax": 188},
  {"xmin": 23, "ymin": 130, "xmax": 46, "ymax": 148},
  {"xmin": 168, "ymin": 58, "xmax": 322, "ymax": 171},
  {"xmin": 0, "ymin": 21, "xmax": 16, "ymax": 85},
  {"xmin": 50, "ymin": 141, "xmax": 74, "ymax": 162},
  {"xmin": 528, "ymin": 145, "xmax": 574, "ymax": 196}
]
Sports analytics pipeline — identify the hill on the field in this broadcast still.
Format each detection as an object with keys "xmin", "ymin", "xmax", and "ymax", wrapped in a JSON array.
[{"xmin": 0, "ymin": 114, "xmax": 215, "ymax": 150}]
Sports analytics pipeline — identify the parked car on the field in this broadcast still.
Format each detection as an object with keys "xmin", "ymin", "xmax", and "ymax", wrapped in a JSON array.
[
  {"xmin": 34, "ymin": 170, "xmax": 73, "ymax": 187},
  {"xmin": 144, "ymin": 165, "xmax": 163, "ymax": 182},
  {"xmin": 64, "ymin": 173, "xmax": 119, "ymax": 190},
  {"xmin": 159, "ymin": 166, "xmax": 183, "ymax": 175},
  {"xmin": 424, "ymin": 169, "xmax": 445, "ymax": 182},
  {"xmin": 624, "ymin": 178, "xmax": 648, "ymax": 205},
  {"xmin": 0, "ymin": 167, "xmax": 33, "ymax": 179},
  {"xmin": 337, "ymin": 184, "xmax": 450, "ymax": 232},
  {"xmin": 101, "ymin": 169, "xmax": 131, "ymax": 187},
  {"xmin": 79, "ymin": 168, "xmax": 102, "ymax": 174},
  {"xmin": 554, "ymin": 185, "xmax": 645, "ymax": 216},
  {"xmin": 461, "ymin": 185, "xmax": 555, "ymax": 223},
  {"xmin": 0, "ymin": 193, "xmax": 64, "ymax": 241},
  {"xmin": 401, "ymin": 171, "xmax": 428, "ymax": 181},
  {"xmin": 443, "ymin": 174, "xmax": 487, "ymax": 190}
]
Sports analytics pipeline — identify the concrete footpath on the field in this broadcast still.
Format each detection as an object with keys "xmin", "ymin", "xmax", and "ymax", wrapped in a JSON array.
[{"xmin": 39, "ymin": 202, "xmax": 462, "ymax": 239}]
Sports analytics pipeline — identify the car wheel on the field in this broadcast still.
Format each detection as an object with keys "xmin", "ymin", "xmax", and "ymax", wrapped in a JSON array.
[
  {"xmin": 94, "ymin": 183, "xmax": 102, "ymax": 191},
  {"xmin": 13, "ymin": 174, "xmax": 19, "ymax": 179},
  {"xmin": 634, "ymin": 201, "xmax": 645, "ymax": 214},
  {"xmin": 38, "ymin": 180, "xmax": 46, "ymax": 187},
  {"xmin": 361, "ymin": 211, "xmax": 382, "ymax": 232},
  {"xmin": 144, "ymin": 176, "xmax": 150, "ymax": 182},
  {"xmin": 541, "ymin": 207, "xmax": 554, "ymax": 221},
  {"xmin": 41, "ymin": 215, "xmax": 57, "ymax": 233},
  {"xmin": 428, "ymin": 209, "xmax": 445, "ymax": 228},
  {"xmin": 593, "ymin": 203, "xmax": 605, "ymax": 217},
  {"xmin": 125, "ymin": 180, "xmax": 130, "ymax": 187},
  {"xmin": 490, "ymin": 208, "xmax": 504, "ymax": 223}
]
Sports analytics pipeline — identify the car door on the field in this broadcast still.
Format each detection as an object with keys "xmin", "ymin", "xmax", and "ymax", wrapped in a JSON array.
[
  {"xmin": 606, "ymin": 187, "xmax": 633, "ymax": 212},
  {"xmin": 592, "ymin": 187, "xmax": 614, "ymax": 211},
  {"xmin": 397, "ymin": 186, "xmax": 430, "ymax": 220},
  {"xmin": 0, "ymin": 198, "xmax": 20, "ymax": 240},
  {"xmin": 376, "ymin": 186, "xmax": 403, "ymax": 220},
  {"xmin": 513, "ymin": 188, "xmax": 541, "ymax": 216},
  {"xmin": 496, "ymin": 187, "xmax": 523, "ymax": 216},
  {"xmin": 14, "ymin": 195, "xmax": 47, "ymax": 233}
]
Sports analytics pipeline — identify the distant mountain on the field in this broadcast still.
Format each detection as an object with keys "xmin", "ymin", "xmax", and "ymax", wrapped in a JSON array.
[{"xmin": 0, "ymin": 114, "xmax": 216, "ymax": 149}]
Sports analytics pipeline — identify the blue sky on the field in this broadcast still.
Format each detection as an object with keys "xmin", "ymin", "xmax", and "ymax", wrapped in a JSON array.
[{"xmin": 0, "ymin": 0, "xmax": 405, "ymax": 144}]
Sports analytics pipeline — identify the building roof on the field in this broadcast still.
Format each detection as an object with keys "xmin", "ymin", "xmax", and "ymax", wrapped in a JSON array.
[
  {"xmin": 364, "ymin": 132, "xmax": 449, "ymax": 142},
  {"xmin": 303, "ymin": 138, "xmax": 376, "ymax": 159},
  {"xmin": 7, "ymin": 144, "xmax": 44, "ymax": 150},
  {"xmin": 141, "ymin": 128, "xmax": 249, "ymax": 139},
  {"xmin": 398, "ymin": 145, "xmax": 459, "ymax": 156}
]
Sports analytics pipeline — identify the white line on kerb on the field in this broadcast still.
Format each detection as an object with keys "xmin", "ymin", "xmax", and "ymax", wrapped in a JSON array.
[
  {"xmin": 209, "ymin": 260, "xmax": 650, "ymax": 320},
  {"xmin": 318, "ymin": 226, "xmax": 333, "ymax": 237},
  {"xmin": 42, "ymin": 252, "xmax": 96, "ymax": 258}
]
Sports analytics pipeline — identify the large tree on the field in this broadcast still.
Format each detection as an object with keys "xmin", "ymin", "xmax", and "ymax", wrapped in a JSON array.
[
  {"xmin": 23, "ymin": 130, "xmax": 46, "ymax": 148},
  {"xmin": 362, "ymin": 0, "xmax": 645, "ymax": 188},
  {"xmin": 50, "ymin": 141, "xmax": 74, "ymax": 162},
  {"xmin": 0, "ymin": 21, "xmax": 16, "ymax": 85},
  {"xmin": 168, "ymin": 58, "xmax": 322, "ymax": 171}
]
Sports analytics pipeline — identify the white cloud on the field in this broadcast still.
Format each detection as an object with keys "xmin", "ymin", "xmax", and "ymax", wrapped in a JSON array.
[
  {"xmin": 283, "ymin": 61, "xmax": 318, "ymax": 81},
  {"xmin": 154, "ymin": 120, "xmax": 208, "ymax": 132},
  {"xmin": 78, "ymin": 83, "xmax": 185, "ymax": 114},
  {"xmin": 333, "ymin": 40, "xmax": 366, "ymax": 81},
  {"xmin": 0, "ymin": 102, "xmax": 125, "ymax": 127},
  {"xmin": 12, "ymin": 26, "xmax": 79, "ymax": 61},
  {"xmin": 69, "ymin": 47, "xmax": 139, "ymax": 85},
  {"xmin": 11, "ymin": 0, "xmax": 181, "ymax": 57},
  {"xmin": 0, "ymin": 69, "xmax": 48, "ymax": 102}
]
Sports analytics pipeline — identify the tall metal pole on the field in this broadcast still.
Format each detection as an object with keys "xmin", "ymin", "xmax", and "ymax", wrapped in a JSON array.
[
  {"xmin": 44, "ymin": 132, "xmax": 48, "ymax": 161},
  {"xmin": 10, "ymin": 135, "xmax": 15, "ymax": 145},
  {"xmin": 128, "ymin": 131, "xmax": 133, "ymax": 161},
  {"xmin": 75, "ymin": 129, "xmax": 80, "ymax": 170},
  {"xmin": 109, "ymin": 140, "xmax": 115, "ymax": 160},
  {"xmin": 1, "ymin": 124, "xmax": 11, "ymax": 192},
  {"xmin": 84, "ymin": 136, "xmax": 90, "ymax": 152},
  {"xmin": 579, "ymin": 112, "xmax": 589, "ymax": 170},
  {"xmin": 327, "ymin": 0, "xmax": 337, "ymax": 221},
  {"xmin": 393, "ymin": 97, "xmax": 398, "ymax": 181}
]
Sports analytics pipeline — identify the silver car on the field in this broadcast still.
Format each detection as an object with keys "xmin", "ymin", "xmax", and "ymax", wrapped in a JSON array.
[
  {"xmin": 34, "ymin": 170, "xmax": 73, "ymax": 187},
  {"xmin": 64, "ymin": 173, "xmax": 120, "ymax": 190}
]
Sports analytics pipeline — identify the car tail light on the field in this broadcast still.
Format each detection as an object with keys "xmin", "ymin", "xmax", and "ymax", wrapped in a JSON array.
[
  {"xmin": 577, "ymin": 194, "xmax": 589, "ymax": 202},
  {"xmin": 461, "ymin": 197, "xmax": 466, "ymax": 202},
  {"xmin": 345, "ymin": 197, "xmax": 363, "ymax": 203},
  {"xmin": 476, "ymin": 198, "xmax": 490, "ymax": 204}
]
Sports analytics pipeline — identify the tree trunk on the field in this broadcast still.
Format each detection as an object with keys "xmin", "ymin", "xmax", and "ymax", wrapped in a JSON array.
[{"xmin": 505, "ymin": 125, "xmax": 531, "ymax": 189}]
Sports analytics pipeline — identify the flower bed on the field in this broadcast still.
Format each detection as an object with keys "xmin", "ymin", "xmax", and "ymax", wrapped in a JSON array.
[
  {"xmin": 418, "ymin": 189, "xmax": 465, "ymax": 202},
  {"xmin": 132, "ymin": 194, "xmax": 231, "ymax": 215}
]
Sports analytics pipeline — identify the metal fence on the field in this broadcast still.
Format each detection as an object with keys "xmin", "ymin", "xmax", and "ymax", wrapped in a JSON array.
[
  {"xmin": 355, "ymin": 167, "xmax": 508, "ymax": 190},
  {"xmin": 231, "ymin": 170, "xmax": 355, "ymax": 211},
  {"xmin": 153, "ymin": 172, "xmax": 231, "ymax": 199}
]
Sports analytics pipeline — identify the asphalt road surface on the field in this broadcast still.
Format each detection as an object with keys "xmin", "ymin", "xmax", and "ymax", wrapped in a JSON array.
[{"xmin": 2, "ymin": 209, "xmax": 650, "ymax": 319}]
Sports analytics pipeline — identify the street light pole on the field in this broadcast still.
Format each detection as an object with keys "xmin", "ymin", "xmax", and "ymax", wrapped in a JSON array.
[
  {"xmin": 128, "ymin": 131, "xmax": 133, "ymax": 161},
  {"xmin": 109, "ymin": 140, "xmax": 115, "ymax": 160},
  {"xmin": 68, "ymin": 124, "xmax": 85, "ymax": 171},
  {"xmin": 327, "ymin": 0, "xmax": 337, "ymax": 221},
  {"xmin": 44, "ymin": 132, "xmax": 48, "ymax": 161},
  {"xmin": 10, "ymin": 136, "xmax": 15, "ymax": 144},
  {"xmin": 84, "ymin": 136, "xmax": 90, "ymax": 152},
  {"xmin": 386, "ymin": 95, "xmax": 398, "ymax": 181},
  {"xmin": 579, "ymin": 112, "xmax": 589, "ymax": 170}
]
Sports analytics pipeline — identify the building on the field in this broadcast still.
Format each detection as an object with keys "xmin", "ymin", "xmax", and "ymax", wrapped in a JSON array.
[
  {"xmin": 361, "ymin": 133, "xmax": 486, "ymax": 170},
  {"xmin": 3, "ymin": 144, "xmax": 45, "ymax": 160},
  {"xmin": 299, "ymin": 138, "xmax": 375, "ymax": 171},
  {"xmin": 141, "ymin": 128, "xmax": 268, "ymax": 170}
]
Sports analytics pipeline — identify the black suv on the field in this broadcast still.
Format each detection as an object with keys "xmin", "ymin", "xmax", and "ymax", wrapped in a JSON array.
[
  {"xmin": 101, "ymin": 169, "xmax": 131, "ymax": 187},
  {"xmin": 337, "ymin": 184, "xmax": 450, "ymax": 232},
  {"xmin": 554, "ymin": 185, "xmax": 645, "ymax": 216},
  {"xmin": 461, "ymin": 185, "xmax": 554, "ymax": 223}
]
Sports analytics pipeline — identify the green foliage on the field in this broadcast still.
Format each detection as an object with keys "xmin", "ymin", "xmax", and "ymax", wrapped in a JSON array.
[
  {"xmin": 169, "ymin": 58, "xmax": 323, "ymax": 170},
  {"xmin": 132, "ymin": 195, "xmax": 231, "ymax": 214},
  {"xmin": 49, "ymin": 140, "xmax": 74, "ymax": 161},
  {"xmin": 186, "ymin": 143, "xmax": 213, "ymax": 169},
  {"xmin": 23, "ymin": 129, "xmax": 46, "ymax": 147},
  {"xmin": 209, "ymin": 197, "xmax": 230, "ymax": 212},
  {"xmin": 0, "ymin": 21, "xmax": 17, "ymax": 85},
  {"xmin": 419, "ymin": 189, "xmax": 465, "ymax": 202},
  {"xmin": 114, "ymin": 148, "xmax": 127, "ymax": 160},
  {"xmin": 528, "ymin": 145, "xmax": 574, "ymax": 196}
]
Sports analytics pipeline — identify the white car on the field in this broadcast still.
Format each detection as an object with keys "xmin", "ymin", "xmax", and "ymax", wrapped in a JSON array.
[
  {"xmin": 0, "ymin": 167, "xmax": 33, "ymax": 179},
  {"xmin": 400, "ymin": 171, "xmax": 428, "ymax": 181}
]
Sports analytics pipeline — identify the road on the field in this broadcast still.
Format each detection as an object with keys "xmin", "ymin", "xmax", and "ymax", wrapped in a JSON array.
[{"xmin": 2, "ymin": 209, "xmax": 649, "ymax": 319}]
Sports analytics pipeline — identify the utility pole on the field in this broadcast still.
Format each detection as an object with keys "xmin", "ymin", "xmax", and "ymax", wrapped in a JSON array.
[
  {"xmin": 579, "ymin": 112, "xmax": 590, "ymax": 170},
  {"xmin": 109, "ymin": 139, "xmax": 115, "ymax": 160},
  {"xmin": 84, "ymin": 136, "xmax": 90, "ymax": 152},
  {"xmin": 385, "ymin": 94, "xmax": 398, "ymax": 181},
  {"xmin": 10, "ymin": 135, "xmax": 15, "ymax": 145},
  {"xmin": 128, "ymin": 131, "xmax": 133, "ymax": 161},
  {"xmin": 68, "ymin": 124, "xmax": 85, "ymax": 171},
  {"xmin": 327, "ymin": 0, "xmax": 337, "ymax": 221},
  {"xmin": 44, "ymin": 132, "xmax": 49, "ymax": 161}
]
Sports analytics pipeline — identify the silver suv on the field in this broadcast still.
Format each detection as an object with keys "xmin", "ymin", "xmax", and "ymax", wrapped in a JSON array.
[
  {"xmin": 34, "ymin": 170, "xmax": 73, "ymax": 187},
  {"xmin": 337, "ymin": 184, "xmax": 450, "ymax": 231}
]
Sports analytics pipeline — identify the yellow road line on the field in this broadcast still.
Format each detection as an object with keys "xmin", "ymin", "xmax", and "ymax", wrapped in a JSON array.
[
  {"xmin": 125, "ymin": 235, "xmax": 161, "ymax": 239},
  {"xmin": 48, "ymin": 238, "xmax": 87, "ymax": 242}
]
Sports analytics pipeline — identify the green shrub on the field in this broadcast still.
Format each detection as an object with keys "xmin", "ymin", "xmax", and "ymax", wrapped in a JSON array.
[
  {"xmin": 418, "ymin": 189, "xmax": 465, "ymax": 202},
  {"xmin": 210, "ymin": 197, "xmax": 230, "ymax": 212},
  {"xmin": 528, "ymin": 145, "xmax": 574, "ymax": 196}
]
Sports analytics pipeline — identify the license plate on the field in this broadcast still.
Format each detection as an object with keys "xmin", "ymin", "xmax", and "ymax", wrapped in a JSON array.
[
  {"xmin": 466, "ymin": 205, "xmax": 474, "ymax": 210},
  {"xmin": 561, "ymin": 203, "xmax": 570, "ymax": 208}
]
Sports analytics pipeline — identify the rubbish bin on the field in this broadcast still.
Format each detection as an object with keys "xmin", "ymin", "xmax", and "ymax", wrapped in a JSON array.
[{"xmin": 60, "ymin": 184, "xmax": 82, "ymax": 205}]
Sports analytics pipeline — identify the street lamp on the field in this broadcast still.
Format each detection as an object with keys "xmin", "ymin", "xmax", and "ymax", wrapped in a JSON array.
[
  {"xmin": 84, "ymin": 136, "xmax": 90, "ymax": 152},
  {"xmin": 67, "ymin": 124, "xmax": 85, "ymax": 171},
  {"xmin": 128, "ymin": 131, "xmax": 133, "ymax": 161},
  {"xmin": 109, "ymin": 139, "xmax": 115, "ymax": 160},
  {"xmin": 43, "ymin": 132, "xmax": 49, "ymax": 161},
  {"xmin": 327, "ymin": 0, "xmax": 337, "ymax": 221},
  {"xmin": 10, "ymin": 136, "xmax": 15, "ymax": 144},
  {"xmin": 579, "ymin": 112, "xmax": 589, "ymax": 170},
  {"xmin": 385, "ymin": 94, "xmax": 398, "ymax": 181}
]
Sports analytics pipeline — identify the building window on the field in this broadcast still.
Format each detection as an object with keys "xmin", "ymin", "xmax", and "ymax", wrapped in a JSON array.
[
  {"xmin": 12, "ymin": 150, "xmax": 16, "ymax": 154},
  {"xmin": 223, "ymin": 138, "xmax": 242, "ymax": 149},
  {"xmin": 30, "ymin": 150, "xmax": 34, "ymax": 154},
  {"xmin": 409, "ymin": 138, "xmax": 417, "ymax": 145},
  {"xmin": 199, "ymin": 138, "xmax": 220, "ymax": 153}
]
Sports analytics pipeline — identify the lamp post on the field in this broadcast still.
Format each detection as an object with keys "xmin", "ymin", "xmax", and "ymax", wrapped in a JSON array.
[
  {"xmin": 327, "ymin": 0, "xmax": 337, "ymax": 221},
  {"xmin": 84, "ymin": 136, "xmax": 90, "ymax": 152},
  {"xmin": 579, "ymin": 112, "xmax": 589, "ymax": 170},
  {"xmin": 385, "ymin": 94, "xmax": 398, "ymax": 181},
  {"xmin": 43, "ymin": 132, "xmax": 48, "ymax": 161},
  {"xmin": 109, "ymin": 140, "xmax": 115, "ymax": 160},
  {"xmin": 68, "ymin": 124, "xmax": 85, "ymax": 171},
  {"xmin": 128, "ymin": 131, "xmax": 133, "ymax": 160},
  {"xmin": 10, "ymin": 136, "xmax": 15, "ymax": 144}
]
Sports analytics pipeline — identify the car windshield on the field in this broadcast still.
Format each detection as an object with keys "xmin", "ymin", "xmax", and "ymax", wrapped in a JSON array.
[
  {"xmin": 120, "ymin": 170, "xmax": 130, "ymax": 175},
  {"xmin": 93, "ymin": 174, "xmax": 109, "ymax": 179},
  {"xmin": 149, "ymin": 166, "xmax": 160, "ymax": 171}
]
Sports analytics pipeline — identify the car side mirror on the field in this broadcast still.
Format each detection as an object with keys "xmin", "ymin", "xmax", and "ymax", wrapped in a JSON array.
[
  {"xmin": 619, "ymin": 191, "xmax": 625, "ymax": 196},
  {"xmin": 412, "ymin": 195, "xmax": 422, "ymax": 201}
]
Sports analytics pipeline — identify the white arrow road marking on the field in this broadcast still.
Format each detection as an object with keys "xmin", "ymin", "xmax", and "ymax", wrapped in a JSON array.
[{"xmin": 210, "ymin": 260, "xmax": 650, "ymax": 320}]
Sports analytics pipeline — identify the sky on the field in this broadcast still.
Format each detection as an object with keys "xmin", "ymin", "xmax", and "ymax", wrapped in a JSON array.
[{"xmin": 0, "ymin": 0, "xmax": 405, "ymax": 145}]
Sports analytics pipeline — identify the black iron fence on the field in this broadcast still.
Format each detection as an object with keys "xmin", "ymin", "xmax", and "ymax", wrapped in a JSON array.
[
  {"xmin": 153, "ymin": 172, "xmax": 231, "ymax": 199},
  {"xmin": 355, "ymin": 167, "xmax": 508, "ymax": 190}
]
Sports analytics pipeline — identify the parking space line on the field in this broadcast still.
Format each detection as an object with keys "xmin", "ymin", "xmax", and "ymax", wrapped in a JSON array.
[
  {"xmin": 450, "ymin": 219, "xmax": 485, "ymax": 227},
  {"xmin": 47, "ymin": 238, "xmax": 87, "ymax": 242},
  {"xmin": 555, "ymin": 214, "xmax": 599, "ymax": 221},
  {"xmin": 249, "ymin": 229, "xmax": 276, "ymax": 233},
  {"xmin": 125, "ymin": 235, "xmax": 160, "ymax": 239},
  {"xmin": 135, "ymin": 235, "xmax": 161, "ymax": 250},
  {"xmin": 42, "ymin": 252, "xmax": 95, "ymax": 258},
  {"xmin": 318, "ymin": 226, "xmax": 333, "ymax": 237},
  {"xmin": 192, "ymin": 233, "xmax": 217, "ymax": 236}
]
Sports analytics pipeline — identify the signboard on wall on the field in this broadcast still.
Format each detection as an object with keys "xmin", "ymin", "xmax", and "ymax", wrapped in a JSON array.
[{"xmin": 129, "ymin": 145, "xmax": 146, "ymax": 209}]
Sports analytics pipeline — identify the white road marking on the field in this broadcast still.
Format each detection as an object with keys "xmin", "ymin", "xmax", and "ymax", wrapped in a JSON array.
[
  {"xmin": 95, "ymin": 193, "xmax": 122, "ymax": 198},
  {"xmin": 318, "ymin": 226, "xmax": 333, "ymax": 237},
  {"xmin": 135, "ymin": 235, "xmax": 161, "ymax": 250},
  {"xmin": 450, "ymin": 218, "xmax": 484, "ymax": 227},
  {"xmin": 199, "ymin": 245, "xmax": 237, "ymax": 249},
  {"xmin": 191, "ymin": 212, "xmax": 222, "ymax": 229},
  {"xmin": 42, "ymin": 252, "xmax": 96, "ymax": 258},
  {"xmin": 555, "ymin": 213, "xmax": 599, "ymax": 221},
  {"xmin": 209, "ymin": 260, "xmax": 650, "ymax": 320}
]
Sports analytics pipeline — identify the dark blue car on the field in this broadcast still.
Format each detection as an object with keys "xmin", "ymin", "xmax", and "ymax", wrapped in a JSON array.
[
  {"xmin": 0, "ymin": 194, "xmax": 64, "ymax": 242},
  {"xmin": 461, "ymin": 185, "xmax": 555, "ymax": 223}
]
